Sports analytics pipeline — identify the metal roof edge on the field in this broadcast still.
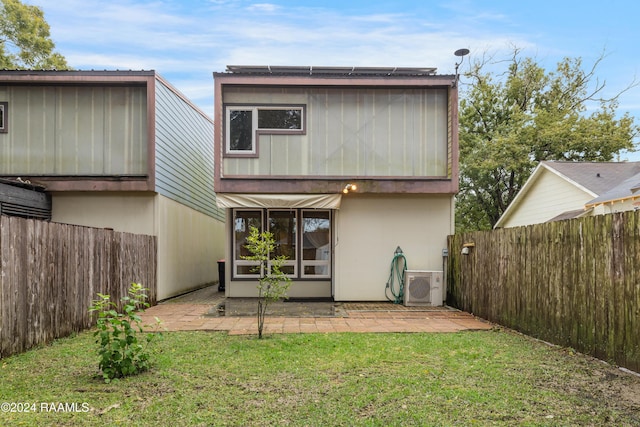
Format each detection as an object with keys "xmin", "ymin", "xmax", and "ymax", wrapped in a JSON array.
[{"xmin": 222, "ymin": 65, "xmax": 440, "ymax": 76}]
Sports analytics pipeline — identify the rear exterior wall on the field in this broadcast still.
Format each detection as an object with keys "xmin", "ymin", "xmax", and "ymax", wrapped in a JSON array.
[
  {"xmin": 222, "ymin": 194, "xmax": 454, "ymax": 301},
  {"xmin": 334, "ymin": 194, "xmax": 454, "ymax": 301}
]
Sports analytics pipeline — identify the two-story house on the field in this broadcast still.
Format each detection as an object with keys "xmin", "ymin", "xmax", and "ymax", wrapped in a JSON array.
[
  {"xmin": 214, "ymin": 66, "xmax": 458, "ymax": 301},
  {"xmin": 0, "ymin": 70, "xmax": 226, "ymax": 300}
]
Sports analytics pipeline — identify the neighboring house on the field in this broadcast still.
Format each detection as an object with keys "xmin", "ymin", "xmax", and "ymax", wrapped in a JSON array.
[
  {"xmin": 213, "ymin": 65, "xmax": 459, "ymax": 301},
  {"xmin": 495, "ymin": 160, "xmax": 640, "ymax": 228},
  {"xmin": 0, "ymin": 70, "xmax": 225, "ymax": 300}
]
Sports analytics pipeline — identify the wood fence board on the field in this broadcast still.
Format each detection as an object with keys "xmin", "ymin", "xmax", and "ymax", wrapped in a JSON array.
[
  {"xmin": 546, "ymin": 222, "xmax": 558, "ymax": 342},
  {"xmin": 622, "ymin": 211, "xmax": 639, "ymax": 371},
  {"xmin": 584, "ymin": 216, "xmax": 597, "ymax": 355},
  {"xmin": 0, "ymin": 216, "xmax": 8, "ymax": 357},
  {"xmin": 26, "ymin": 219, "xmax": 37, "ymax": 351},
  {"xmin": 603, "ymin": 214, "xmax": 616, "ymax": 362},
  {"xmin": 574, "ymin": 219, "xmax": 586, "ymax": 353},
  {"xmin": 631, "ymin": 212, "xmax": 640, "ymax": 372},
  {"xmin": 12, "ymin": 217, "xmax": 27, "ymax": 355},
  {"xmin": 529, "ymin": 224, "xmax": 542, "ymax": 337},
  {"xmin": 563, "ymin": 220, "xmax": 575, "ymax": 347},
  {"xmin": 611, "ymin": 214, "xmax": 625, "ymax": 364}
]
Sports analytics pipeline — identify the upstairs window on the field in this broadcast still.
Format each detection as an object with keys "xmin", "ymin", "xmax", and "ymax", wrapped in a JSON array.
[
  {"xmin": 228, "ymin": 109, "xmax": 253, "ymax": 152},
  {"xmin": 258, "ymin": 108, "xmax": 302, "ymax": 130},
  {"xmin": 225, "ymin": 105, "xmax": 304, "ymax": 156},
  {"xmin": 0, "ymin": 102, "xmax": 8, "ymax": 133}
]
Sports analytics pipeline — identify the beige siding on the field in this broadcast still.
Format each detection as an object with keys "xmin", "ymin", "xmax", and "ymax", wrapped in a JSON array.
[
  {"xmin": 593, "ymin": 199, "xmax": 638, "ymax": 215},
  {"xmin": 500, "ymin": 170, "xmax": 594, "ymax": 228},
  {"xmin": 0, "ymin": 86, "xmax": 147, "ymax": 175},
  {"xmin": 50, "ymin": 193, "xmax": 226, "ymax": 300},
  {"xmin": 51, "ymin": 192, "xmax": 156, "ymax": 235},
  {"xmin": 155, "ymin": 196, "xmax": 226, "ymax": 299},
  {"xmin": 334, "ymin": 194, "xmax": 454, "ymax": 301},
  {"xmin": 223, "ymin": 87, "xmax": 448, "ymax": 178}
]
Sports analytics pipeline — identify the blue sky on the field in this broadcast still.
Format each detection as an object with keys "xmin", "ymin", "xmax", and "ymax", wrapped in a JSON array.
[{"xmin": 35, "ymin": 0, "xmax": 640, "ymax": 159}]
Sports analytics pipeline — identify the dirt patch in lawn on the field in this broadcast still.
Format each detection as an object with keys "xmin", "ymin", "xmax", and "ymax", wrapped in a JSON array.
[{"xmin": 513, "ymin": 331, "xmax": 640, "ymax": 423}]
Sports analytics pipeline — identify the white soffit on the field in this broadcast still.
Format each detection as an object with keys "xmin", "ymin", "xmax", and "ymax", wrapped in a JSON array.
[{"xmin": 216, "ymin": 193, "xmax": 342, "ymax": 209}]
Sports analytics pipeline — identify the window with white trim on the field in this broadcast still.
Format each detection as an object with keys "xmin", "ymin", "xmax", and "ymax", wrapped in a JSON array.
[
  {"xmin": 268, "ymin": 210, "xmax": 297, "ymax": 276},
  {"xmin": 301, "ymin": 210, "xmax": 331, "ymax": 278},
  {"xmin": 225, "ymin": 105, "xmax": 304, "ymax": 155},
  {"xmin": 232, "ymin": 208, "xmax": 331, "ymax": 279},
  {"xmin": 228, "ymin": 109, "xmax": 254, "ymax": 152},
  {"xmin": 233, "ymin": 210, "xmax": 263, "ymax": 278}
]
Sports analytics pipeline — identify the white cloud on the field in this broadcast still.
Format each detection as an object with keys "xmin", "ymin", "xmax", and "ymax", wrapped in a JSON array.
[
  {"xmin": 39, "ymin": 0, "xmax": 632, "ymax": 117},
  {"xmin": 42, "ymin": 0, "xmax": 533, "ymax": 73},
  {"xmin": 246, "ymin": 3, "xmax": 280, "ymax": 13}
]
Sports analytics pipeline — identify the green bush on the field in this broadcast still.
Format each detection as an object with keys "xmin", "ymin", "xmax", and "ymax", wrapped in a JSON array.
[{"xmin": 89, "ymin": 282, "xmax": 162, "ymax": 382}]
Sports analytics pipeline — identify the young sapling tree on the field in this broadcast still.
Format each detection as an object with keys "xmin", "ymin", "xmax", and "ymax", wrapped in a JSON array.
[{"xmin": 242, "ymin": 226, "xmax": 291, "ymax": 338}]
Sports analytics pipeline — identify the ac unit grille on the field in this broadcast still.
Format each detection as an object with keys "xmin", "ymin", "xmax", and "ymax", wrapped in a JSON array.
[
  {"xmin": 407, "ymin": 276, "xmax": 431, "ymax": 302},
  {"xmin": 404, "ymin": 270, "xmax": 443, "ymax": 307}
]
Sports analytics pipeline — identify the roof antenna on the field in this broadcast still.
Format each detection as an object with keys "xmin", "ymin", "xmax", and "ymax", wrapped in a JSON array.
[{"xmin": 453, "ymin": 48, "xmax": 470, "ymax": 87}]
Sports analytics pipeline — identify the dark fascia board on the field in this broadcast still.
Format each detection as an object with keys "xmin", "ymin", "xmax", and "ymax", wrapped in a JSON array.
[
  {"xmin": 0, "ymin": 69, "xmax": 156, "ymax": 85},
  {"xmin": 213, "ymin": 71, "xmax": 456, "ymax": 88},
  {"xmin": 2, "ymin": 176, "xmax": 152, "ymax": 192},
  {"xmin": 216, "ymin": 177, "xmax": 458, "ymax": 195}
]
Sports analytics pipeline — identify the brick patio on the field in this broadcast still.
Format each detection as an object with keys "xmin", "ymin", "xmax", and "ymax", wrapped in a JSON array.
[{"xmin": 140, "ymin": 288, "xmax": 493, "ymax": 335}]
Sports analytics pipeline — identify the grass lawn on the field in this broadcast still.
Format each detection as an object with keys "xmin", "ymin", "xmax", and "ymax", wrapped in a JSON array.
[{"xmin": 1, "ymin": 328, "xmax": 639, "ymax": 426}]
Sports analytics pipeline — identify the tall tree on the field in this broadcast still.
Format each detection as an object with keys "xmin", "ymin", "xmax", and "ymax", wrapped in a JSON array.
[
  {"xmin": 0, "ymin": 0, "xmax": 69, "ymax": 69},
  {"xmin": 456, "ymin": 50, "xmax": 638, "ymax": 231}
]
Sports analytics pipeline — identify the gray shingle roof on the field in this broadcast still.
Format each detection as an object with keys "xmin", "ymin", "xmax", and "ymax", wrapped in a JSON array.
[
  {"xmin": 587, "ymin": 173, "xmax": 640, "ymax": 205},
  {"xmin": 546, "ymin": 208, "xmax": 592, "ymax": 222},
  {"xmin": 543, "ymin": 161, "xmax": 640, "ymax": 196}
]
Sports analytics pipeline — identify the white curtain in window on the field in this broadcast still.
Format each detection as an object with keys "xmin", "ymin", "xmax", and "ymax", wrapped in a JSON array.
[{"xmin": 216, "ymin": 193, "xmax": 342, "ymax": 209}]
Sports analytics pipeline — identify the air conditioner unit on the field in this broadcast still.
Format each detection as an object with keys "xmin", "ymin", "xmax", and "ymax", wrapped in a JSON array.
[{"xmin": 403, "ymin": 270, "xmax": 443, "ymax": 307}]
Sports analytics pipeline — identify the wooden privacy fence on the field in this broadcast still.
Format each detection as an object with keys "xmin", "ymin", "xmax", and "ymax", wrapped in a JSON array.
[
  {"xmin": 448, "ymin": 210, "xmax": 640, "ymax": 372},
  {"xmin": 0, "ymin": 215, "xmax": 157, "ymax": 358}
]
